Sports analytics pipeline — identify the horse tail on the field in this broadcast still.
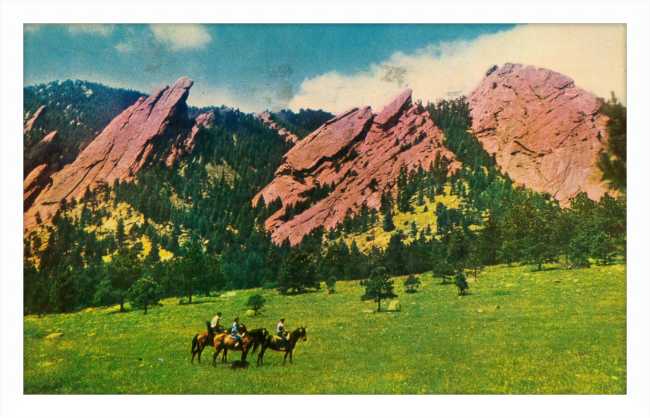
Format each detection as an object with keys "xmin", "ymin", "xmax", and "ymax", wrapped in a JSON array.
[{"xmin": 191, "ymin": 334, "xmax": 199, "ymax": 354}]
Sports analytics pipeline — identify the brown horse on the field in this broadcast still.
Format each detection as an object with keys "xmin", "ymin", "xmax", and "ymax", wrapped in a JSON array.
[
  {"xmin": 257, "ymin": 327, "xmax": 307, "ymax": 366},
  {"xmin": 212, "ymin": 326, "xmax": 268, "ymax": 367},
  {"xmin": 191, "ymin": 321, "xmax": 222, "ymax": 364}
]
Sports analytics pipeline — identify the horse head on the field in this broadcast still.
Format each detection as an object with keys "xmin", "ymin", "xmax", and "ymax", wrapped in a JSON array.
[{"xmin": 299, "ymin": 326, "xmax": 307, "ymax": 341}]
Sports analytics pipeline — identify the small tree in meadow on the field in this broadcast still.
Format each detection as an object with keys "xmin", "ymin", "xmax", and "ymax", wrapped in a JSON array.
[
  {"xmin": 454, "ymin": 271, "xmax": 469, "ymax": 296},
  {"xmin": 404, "ymin": 274, "xmax": 421, "ymax": 293},
  {"xmin": 361, "ymin": 267, "xmax": 397, "ymax": 312},
  {"xmin": 128, "ymin": 277, "xmax": 161, "ymax": 315},
  {"xmin": 326, "ymin": 276, "xmax": 337, "ymax": 294},
  {"xmin": 245, "ymin": 293, "xmax": 266, "ymax": 316},
  {"xmin": 432, "ymin": 260, "xmax": 455, "ymax": 285}
]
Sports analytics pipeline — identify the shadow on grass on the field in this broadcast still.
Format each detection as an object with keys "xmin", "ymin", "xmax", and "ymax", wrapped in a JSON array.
[
  {"xmin": 107, "ymin": 309, "xmax": 132, "ymax": 315},
  {"xmin": 279, "ymin": 289, "xmax": 321, "ymax": 297},
  {"xmin": 229, "ymin": 360, "xmax": 250, "ymax": 370},
  {"xmin": 178, "ymin": 300, "xmax": 216, "ymax": 306}
]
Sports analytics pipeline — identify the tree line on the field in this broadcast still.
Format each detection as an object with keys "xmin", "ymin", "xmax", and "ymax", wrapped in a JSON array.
[{"xmin": 23, "ymin": 96, "xmax": 626, "ymax": 316}]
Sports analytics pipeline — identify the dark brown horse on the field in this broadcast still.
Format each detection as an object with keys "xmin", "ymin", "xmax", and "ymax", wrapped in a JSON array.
[
  {"xmin": 257, "ymin": 327, "xmax": 307, "ymax": 366},
  {"xmin": 212, "ymin": 326, "xmax": 268, "ymax": 367},
  {"xmin": 191, "ymin": 321, "xmax": 222, "ymax": 364}
]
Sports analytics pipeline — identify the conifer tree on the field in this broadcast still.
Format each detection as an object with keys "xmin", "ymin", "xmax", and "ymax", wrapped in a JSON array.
[{"xmin": 361, "ymin": 267, "xmax": 397, "ymax": 312}]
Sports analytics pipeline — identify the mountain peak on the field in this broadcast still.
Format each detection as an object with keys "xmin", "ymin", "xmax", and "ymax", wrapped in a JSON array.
[
  {"xmin": 23, "ymin": 78, "xmax": 195, "ymax": 230},
  {"xmin": 374, "ymin": 89, "xmax": 413, "ymax": 127},
  {"xmin": 468, "ymin": 63, "xmax": 610, "ymax": 206},
  {"xmin": 256, "ymin": 90, "xmax": 459, "ymax": 245}
]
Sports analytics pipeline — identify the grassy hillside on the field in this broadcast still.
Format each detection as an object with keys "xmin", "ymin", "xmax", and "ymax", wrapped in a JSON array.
[
  {"xmin": 342, "ymin": 185, "xmax": 461, "ymax": 252},
  {"xmin": 24, "ymin": 262, "xmax": 626, "ymax": 394}
]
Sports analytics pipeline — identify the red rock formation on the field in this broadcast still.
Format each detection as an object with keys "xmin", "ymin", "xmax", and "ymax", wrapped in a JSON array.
[
  {"xmin": 24, "ymin": 105, "xmax": 46, "ymax": 134},
  {"xmin": 254, "ymin": 111, "xmax": 300, "ymax": 144},
  {"xmin": 166, "ymin": 110, "xmax": 215, "ymax": 167},
  {"xmin": 23, "ymin": 164, "xmax": 50, "ymax": 212},
  {"xmin": 255, "ymin": 89, "xmax": 460, "ymax": 245},
  {"xmin": 468, "ymin": 63, "xmax": 611, "ymax": 206},
  {"xmin": 24, "ymin": 131, "xmax": 60, "ymax": 178},
  {"xmin": 24, "ymin": 77, "xmax": 194, "ymax": 230}
]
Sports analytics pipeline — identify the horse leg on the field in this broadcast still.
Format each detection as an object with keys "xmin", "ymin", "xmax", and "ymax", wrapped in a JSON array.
[
  {"xmin": 197, "ymin": 347, "xmax": 202, "ymax": 364},
  {"xmin": 212, "ymin": 347, "xmax": 221, "ymax": 368},
  {"xmin": 222, "ymin": 348, "xmax": 228, "ymax": 364},
  {"xmin": 283, "ymin": 351, "xmax": 288, "ymax": 365},
  {"xmin": 257, "ymin": 346, "xmax": 265, "ymax": 366},
  {"xmin": 289, "ymin": 350, "xmax": 293, "ymax": 365}
]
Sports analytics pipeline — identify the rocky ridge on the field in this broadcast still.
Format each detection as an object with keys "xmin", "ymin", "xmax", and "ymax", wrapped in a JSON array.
[
  {"xmin": 255, "ymin": 89, "xmax": 460, "ymax": 245},
  {"xmin": 468, "ymin": 63, "xmax": 611, "ymax": 206},
  {"xmin": 166, "ymin": 110, "xmax": 215, "ymax": 166},
  {"xmin": 23, "ymin": 105, "xmax": 46, "ymax": 135},
  {"xmin": 24, "ymin": 77, "xmax": 195, "ymax": 230},
  {"xmin": 254, "ymin": 111, "xmax": 300, "ymax": 144}
]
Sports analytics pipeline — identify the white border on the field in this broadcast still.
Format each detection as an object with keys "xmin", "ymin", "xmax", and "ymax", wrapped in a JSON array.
[{"xmin": 2, "ymin": 2, "xmax": 649, "ymax": 418}]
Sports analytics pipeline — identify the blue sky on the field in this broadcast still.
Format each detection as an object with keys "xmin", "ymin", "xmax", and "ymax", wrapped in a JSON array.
[{"xmin": 24, "ymin": 24, "xmax": 625, "ymax": 113}]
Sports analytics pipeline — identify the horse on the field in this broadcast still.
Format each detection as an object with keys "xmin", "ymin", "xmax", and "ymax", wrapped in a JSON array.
[
  {"xmin": 191, "ymin": 321, "xmax": 223, "ymax": 364},
  {"xmin": 257, "ymin": 327, "xmax": 307, "ymax": 366},
  {"xmin": 212, "ymin": 325, "xmax": 268, "ymax": 367}
]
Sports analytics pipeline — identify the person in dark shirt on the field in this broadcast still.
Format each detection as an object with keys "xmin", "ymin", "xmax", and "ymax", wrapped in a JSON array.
[
  {"xmin": 277, "ymin": 317, "xmax": 288, "ymax": 348},
  {"xmin": 231, "ymin": 317, "xmax": 243, "ymax": 348}
]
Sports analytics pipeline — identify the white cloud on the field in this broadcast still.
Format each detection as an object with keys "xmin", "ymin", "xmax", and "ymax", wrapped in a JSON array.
[
  {"xmin": 114, "ymin": 42, "xmax": 135, "ymax": 54},
  {"xmin": 24, "ymin": 24, "xmax": 42, "ymax": 34},
  {"xmin": 149, "ymin": 24, "xmax": 212, "ymax": 51},
  {"xmin": 288, "ymin": 24, "xmax": 627, "ymax": 114},
  {"xmin": 186, "ymin": 84, "xmax": 259, "ymax": 113},
  {"xmin": 66, "ymin": 24, "xmax": 115, "ymax": 36}
]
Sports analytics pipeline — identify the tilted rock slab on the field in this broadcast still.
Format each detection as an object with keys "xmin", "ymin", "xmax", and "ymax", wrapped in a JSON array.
[
  {"xmin": 24, "ymin": 131, "xmax": 61, "ymax": 179},
  {"xmin": 24, "ymin": 77, "xmax": 194, "ymax": 230},
  {"xmin": 468, "ymin": 63, "xmax": 611, "ymax": 206},
  {"xmin": 23, "ymin": 164, "xmax": 50, "ymax": 212},
  {"xmin": 24, "ymin": 105, "xmax": 46, "ymax": 135},
  {"xmin": 166, "ymin": 110, "xmax": 215, "ymax": 167},
  {"xmin": 254, "ymin": 111, "xmax": 300, "ymax": 144},
  {"xmin": 255, "ymin": 89, "xmax": 460, "ymax": 245}
]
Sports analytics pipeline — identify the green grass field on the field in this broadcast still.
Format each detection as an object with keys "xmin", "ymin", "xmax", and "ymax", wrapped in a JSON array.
[{"xmin": 23, "ymin": 262, "xmax": 626, "ymax": 394}]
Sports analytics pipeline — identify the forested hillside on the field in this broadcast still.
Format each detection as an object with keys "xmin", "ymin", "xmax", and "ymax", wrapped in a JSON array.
[
  {"xmin": 23, "ymin": 80, "xmax": 143, "ymax": 176},
  {"xmin": 23, "ymin": 86, "xmax": 626, "ymax": 317}
]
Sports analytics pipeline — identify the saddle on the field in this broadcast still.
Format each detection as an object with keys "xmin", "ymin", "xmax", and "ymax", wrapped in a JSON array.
[
  {"xmin": 226, "ymin": 334, "xmax": 245, "ymax": 344},
  {"xmin": 272, "ymin": 335, "xmax": 288, "ymax": 348}
]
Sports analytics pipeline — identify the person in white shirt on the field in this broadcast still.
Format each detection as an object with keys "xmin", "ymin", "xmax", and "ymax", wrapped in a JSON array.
[{"xmin": 211, "ymin": 312, "xmax": 222, "ymax": 334}]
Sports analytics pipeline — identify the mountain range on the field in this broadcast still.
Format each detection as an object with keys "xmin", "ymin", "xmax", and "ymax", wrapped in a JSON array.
[{"xmin": 24, "ymin": 63, "xmax": 615, "ymax": 243}]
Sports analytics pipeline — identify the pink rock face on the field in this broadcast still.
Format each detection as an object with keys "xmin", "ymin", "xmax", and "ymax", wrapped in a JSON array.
[
  {"xmin": 255, "ymin": 90, "xmax": 460, "ymax": 245},
  {"xmin": 468, "ymin": 63, "xmax": 611, "ymax": 206},
  {"xmin": 24, "ymin": 77, "xmax": 194, "ymax": 230},
  {"xmin": 23, "ymin": 164, "xmax": 50, "ymax": 212},
  {"xmin": 24, "ymin": 105, "xmax": 46, "ymax": 134},
  {"xmin": 254, "ymin": 111, "xmax": 300, "ymax": 144},
  {"xmin": 24, "ymin": 131, "xmax": 60, "ymax": 177},
  {"xmin": 166, "ymin": 111, "xmax": 215, "ymax": 167}
]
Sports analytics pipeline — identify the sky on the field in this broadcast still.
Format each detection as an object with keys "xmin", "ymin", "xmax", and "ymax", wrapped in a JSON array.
[{"xmin": 23, "ymin": 24, "xmax": 626, "ymax": 114}]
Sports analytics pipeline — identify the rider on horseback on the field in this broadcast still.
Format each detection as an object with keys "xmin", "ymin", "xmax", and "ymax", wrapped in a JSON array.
[
  {"xmin": 211, "ymin": 312, "xmax": 222, "ymax": 334},
  {"xmin": 231, "ymin": 317, "xmax": 243, "ymax": 348},
  {"xmin": 277, "ymin": 318, "xmax": 288, "ymax": 348}
]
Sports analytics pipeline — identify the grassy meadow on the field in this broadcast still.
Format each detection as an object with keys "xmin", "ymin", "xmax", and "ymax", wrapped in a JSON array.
[{"xmin": 23, "ymin": 262, "xmax": 626, "ymax": 394}]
